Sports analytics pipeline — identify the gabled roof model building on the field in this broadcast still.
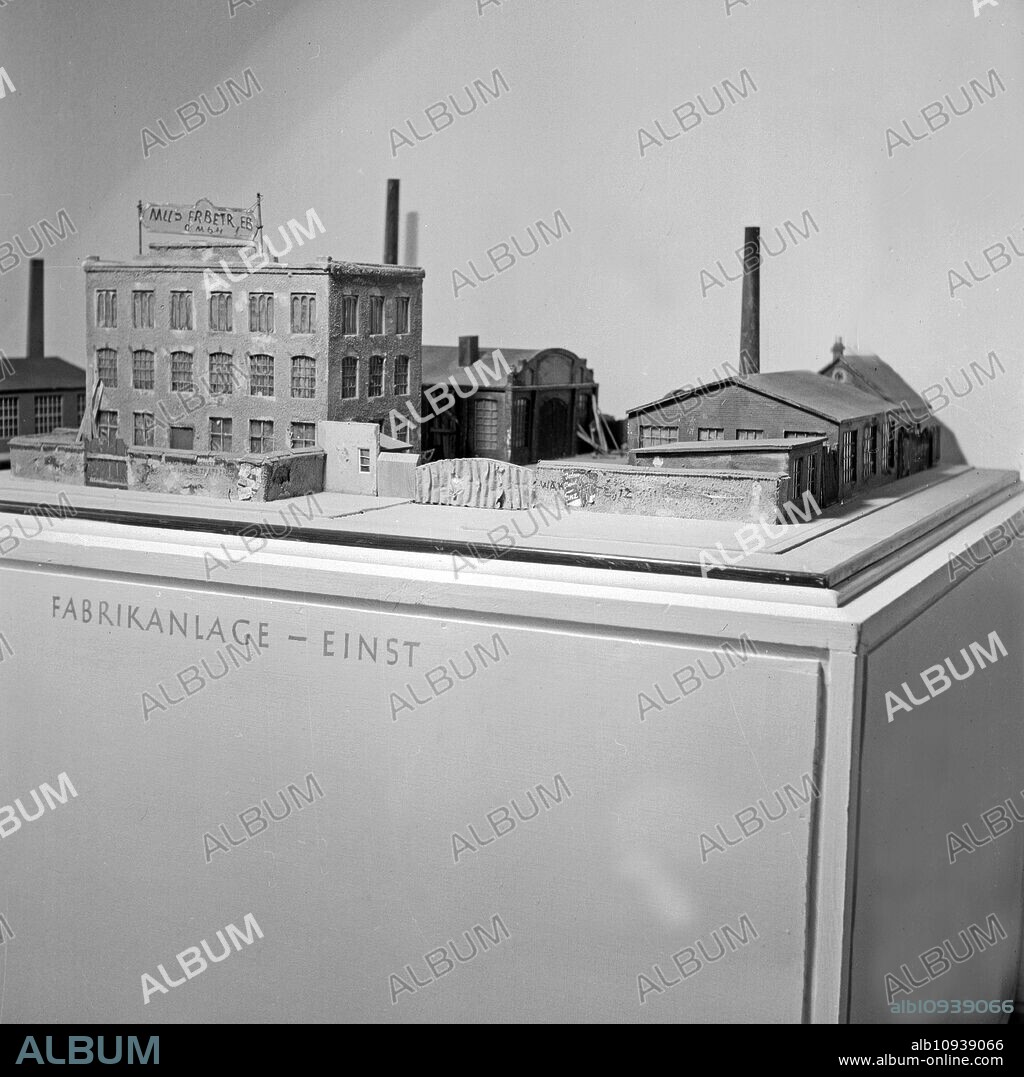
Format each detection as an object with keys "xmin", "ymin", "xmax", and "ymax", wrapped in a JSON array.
[{"xmin": 0, "ymin": 259, "xmax": 86, "ymax": 458}]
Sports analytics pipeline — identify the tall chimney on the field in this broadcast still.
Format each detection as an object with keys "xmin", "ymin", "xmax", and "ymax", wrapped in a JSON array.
[
  {"xmin": 27, "ymin": 258, "xmax": 44, "ymax": 360},
  {"xmin": 383, "ymin": 179, "xmax": 400, "ymax": 265},
  {"xmin": 831, "ymin": 336, "xmax": 844, "ymax": 362},
  {"xmin": 458, "ymin": 335, "xmax": 479, "ymax": 367},
  {"xmin": 739, "ymin": 226, "xmax": 760, "ymax": 376}
]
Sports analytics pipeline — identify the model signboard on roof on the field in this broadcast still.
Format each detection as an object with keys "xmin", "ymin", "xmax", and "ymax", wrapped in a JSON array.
[{"xmin": 141, "ymin": 198, "xmax": 257, "ymax": 238}]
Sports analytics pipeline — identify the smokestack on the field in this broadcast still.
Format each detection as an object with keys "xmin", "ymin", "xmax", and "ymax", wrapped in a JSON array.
[
  {"xmin": 27, "ymin": 258, "xmax": 44, "ymax": 360},
  {"xmin": 458, "ymin": 335, "xmax": 479, "ymax": 367},
  {"xmin": 739, "ymin": 226, "xmax": 760, "ymax": 376},
  {"xmin": 831, "ymin": 336, "xmax": 845, "ymax": 362},
  {"xmin": 404, "ymin": 211, "xmax": 419, "ymax": 268},
  {"xmin": 384, "ymin": 179, "xmax": 400, "ymax": 265}
]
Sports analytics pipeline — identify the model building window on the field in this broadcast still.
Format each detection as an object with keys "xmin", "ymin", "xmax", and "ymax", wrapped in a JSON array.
[
  {"xmin": 886, "ymin": 419, "xmax": 896, "ymax": 470},
  {"xmin": 34, "ymin": 394, "xmax": 62, "ymax": 434},
  {"xmin": 96, "ymin": 409, "xmax": 118, "ymax": 446},
  {"xmin": 868, "ymin": 422, "xmax": 879, "ymax": 475},
  {"xmin": 393, "ymin": 355, "xmax": 409, "ymax": 396},
  {"xmin": 735, "ymin": 429, "xmax": 763, "ymax": 440},
  {"xmin": 96, "ymin": 347, "xmax": 118, "ymax": 388},
  {"xmin": 841, "ymin": 429, "xmax": 858, "ymax": 485},
  {"xmin": 795, "ymin": 456, "xmax": 805, "ymax": 494},
  {"xmin": 132, "ymin": 291, "xmax": 155, "ymax": 329},
  {"xmin": 75, "ymin": 393, "xmax": 86, "ymax": 426},
  {"xmin": 249, "ymin": 293, "xmax": 274, "ymax": 334},
  {"xmin": 249, "ymin": 354, "xmax": 275, "ymax": 397},
  {"xmin": 248, "ymin": 292, "xmax": 275, "ymax": 333},
  {"xmin": 342, "ymin": 295, "xmax": 358, "ymax": 336},
  {"xmin": 640, "ymin": 425, "xmax": 678, "ymax": 447},
  {"xmin": 132, "ymin": 350, "xmax": 155, "ymax": 390},
  {"xmin": 170, "ymin": 291, "xmax": 193, "ymax": 330},
  {"xmin": 95, "ymin": 290, "xmax": 117, "ymax": 328},
  {"xmin": 697, "ymin": 428, "xmax": 724, "ymax": 441},
  {"xmin": 807, "ymin": 452, "xmax": 818, "ymax": 494},
  {"xmin": 291, "ymin": 356, "xmax": 316, "ymax": 399},
  {"xmin": 473, "ymin": 397, "xmax": 499, "ymax": 453},
  {"xmin": 133, "ymin": 411, "xmax": 155, "ymax": 447},
  {"xmin": 358, "ymin": 448, "xmax": 371, "ymax": 473},
  {"xmin": 209, "ymin": 417, "xmax": 233, "ymax": 452},
  {"xmin": 209, "ymin": 292, "xmax": 233, "ymax": 332},
  {"xmin": 249, "ymin": 419, "xmax": 274, "ymax": 453},
  {"xmin": 395, "ymin": 297, "xmax": 411, "ymax": 335},
  {"xmin": 368, "ymin": 355, "xmax": 384, "ymax": 397},
  {"xmin": 169, "ymin": 427, "xmax": 194, "ymax": 450},
  {"xmin": 290, "ymin": 422, "xmax": 316, "ymax": 449},
  {"xmin": 341, "ymin": 356, "xmax": 358, "ymax": 399},
  {"xmin": 291, "ymin": 294, "xmax": 316, "ymax": 334},
  {"xmin": 208, "ymin": 353, "xmax": 235, "ymax": 395},
  {"xmin": 0, "ymin": 395, "xmax": 18, "ymax": 439},
  {"xmin": 784, "ymin": 430, "xmax": 825, "ymax": 439},
  {"xmin": 512, "ymin": 397, "xmax": 531, "ymax": 449},
  {"xmin": 170, "ymin": 351, "xmax": 193, "ymax": 392},
  {"xmin": 368, "ymin": 296, "xmax": 384, "ymax": 335}
]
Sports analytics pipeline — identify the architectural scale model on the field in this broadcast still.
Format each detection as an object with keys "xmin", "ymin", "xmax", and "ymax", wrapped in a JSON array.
[
  {"xmin": 8, "ymin": 207, "xmax": 940, "ymax": 520},
  {"xmin": 536, "ymin": 226, "xmax": 941, "ymax": 521}
]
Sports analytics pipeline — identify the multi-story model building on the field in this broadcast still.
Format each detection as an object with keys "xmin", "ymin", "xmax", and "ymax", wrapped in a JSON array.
[{"xmin": 82, "ymin": 243, "xmax": 423, "ymax": 459}]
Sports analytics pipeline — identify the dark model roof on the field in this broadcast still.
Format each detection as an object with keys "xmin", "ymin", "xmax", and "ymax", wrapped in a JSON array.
[
  {"xmin": 634, "ymin": 436, "xmax": 825, "ymax": 455},
  {"xmin": 422, "ymin": 346, "xmax": 533, "ymax": 388},
  {"xmin": 629, "ymin": 370, "xmax": 888, "ymax": 424},
  {"xmin": 422, "ymin": 346, "xmax": 593, "ymax": 389},
  {"xmin": 819, "ymin": 353, "xmax": 933, "ymax": 419},
  {"xmin": 0, "ymin": 356, "xmax": 85, "ymax": 392},
  {"xmin": 422, "ymin": 346, "xmax": 562, "ymax": 388}
]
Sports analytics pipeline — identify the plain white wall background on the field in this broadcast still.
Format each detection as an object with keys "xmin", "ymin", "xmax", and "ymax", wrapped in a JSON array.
[{"xmin": 0, "ymin": 0, "xmax": 1020, "ymax": 469}]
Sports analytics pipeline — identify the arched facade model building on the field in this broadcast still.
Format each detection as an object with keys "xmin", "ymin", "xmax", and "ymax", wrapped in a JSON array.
[{"xmin": 420, "ymin": 337, "xmax": 598, "ymax": 465}]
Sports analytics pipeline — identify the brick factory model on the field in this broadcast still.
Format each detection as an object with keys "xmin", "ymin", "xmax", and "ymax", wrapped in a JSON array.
[
  {"xmin": 9, "ymin": 206, "xmax": 941, "ymax": 518},
  {"xmin": 10, "ymin": 196, "xmax": 425, "ymax": 501}
]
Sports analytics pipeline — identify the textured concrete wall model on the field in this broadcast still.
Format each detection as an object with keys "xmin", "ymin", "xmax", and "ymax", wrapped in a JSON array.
[{"xmin": 535, "ymin": 461, "xmax": 788, "ymax": 521}]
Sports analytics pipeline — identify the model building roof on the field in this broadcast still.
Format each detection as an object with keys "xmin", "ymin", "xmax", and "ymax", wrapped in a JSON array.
[
  {"xmin": 819, "ymin": 352, "xmax": 933, "ymax": 418},
  {"xmin": 630, "ymin": 370, "xmax": 889, "ymax": 424},
  {"xmin": 0, "ymin": 356, "xmax": 85, "ymax": 392},
  {"xmin": 634, "ymin": 436, "xmax": 826, "ymax": 455},
  {"xmin": 421, "ymin": 346, "xmax": 544, "ymax": 387}
]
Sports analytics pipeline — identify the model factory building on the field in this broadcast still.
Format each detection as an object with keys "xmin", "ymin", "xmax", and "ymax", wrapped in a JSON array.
[
  {"xmin": 0, "ymin": 259, "xmax": 86, "ymax": 462},
  {"xmin": 11, "ymin": 233, "xmax": 424, "ymax": 499}
]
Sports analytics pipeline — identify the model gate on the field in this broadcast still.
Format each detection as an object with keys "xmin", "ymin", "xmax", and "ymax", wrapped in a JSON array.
[{"xmin": 84, "ymin": 438, "xmax": 128, "ymax": 489}]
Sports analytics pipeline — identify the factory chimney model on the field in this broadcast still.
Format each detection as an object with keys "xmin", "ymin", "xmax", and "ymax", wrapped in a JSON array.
[
  {"xmin": 739, "ymin": 226, "xmax": 760, "ymax": 376},
  {"xmin": 28, "ymin": 258, "xmax": 44, "ymax": 360},
  {"xmin": 383, "ymin": 179, "xmax": 400, "ymax": 265}
]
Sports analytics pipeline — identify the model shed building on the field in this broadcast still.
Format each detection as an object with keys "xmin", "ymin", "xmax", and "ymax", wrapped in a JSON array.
[
  {"xmin": 0, "ymin": 260, "xmax": 86, "ymax": 458},
  {"xmin": 628, "ymin": 366, "xmax": 939, "ymax": 507},
  {"xmin": 819, "ymin": 341, "xmax": 940, "ymax": 477},
  {"xmin": 420, "ymin": 336, "xmax": 597, "ymax": 465}
]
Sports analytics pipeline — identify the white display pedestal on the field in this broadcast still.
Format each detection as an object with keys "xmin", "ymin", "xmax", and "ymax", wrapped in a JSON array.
[{"xmin": 0, "ymin": 466, "xmax": 1021, "ymax": 1024}]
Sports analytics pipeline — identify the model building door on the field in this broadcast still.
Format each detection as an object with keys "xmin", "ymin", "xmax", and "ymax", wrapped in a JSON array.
[{"xmin": 537, "ymin": 395, "xmax": 570, "ymax": 460}]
